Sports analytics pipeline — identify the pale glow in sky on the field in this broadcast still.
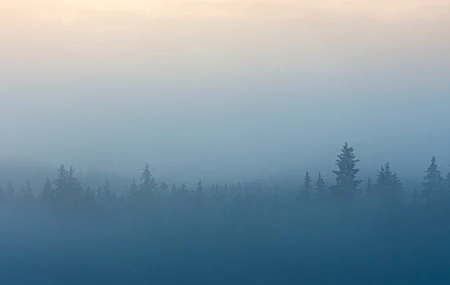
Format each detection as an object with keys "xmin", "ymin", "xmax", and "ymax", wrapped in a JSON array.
[
  {"xmin": 3, "ymin": 0, "xmax": 450, "ymax": 19},
  {"xmin": 1, "ymin": 0, "xmax": 450, "ymax": 181}
]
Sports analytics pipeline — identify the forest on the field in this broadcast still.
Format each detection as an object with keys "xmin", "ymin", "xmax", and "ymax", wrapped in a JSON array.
[{"xmin": 1, "ymin": 142, "xmax": 450, "ymax": 285}]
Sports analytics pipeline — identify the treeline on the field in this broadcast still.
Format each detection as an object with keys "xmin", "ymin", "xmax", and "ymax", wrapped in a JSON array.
[{"xmin": 1, "ymin": 142, "xmax": 450, "ymax": 224}]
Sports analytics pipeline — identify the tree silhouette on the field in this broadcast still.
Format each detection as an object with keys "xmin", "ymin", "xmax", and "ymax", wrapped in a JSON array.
[
  {"xmin": 331, "ymin": 142, "xmax": 362, "ymax": 205},
  {"xmin": 374, "ymin": 163, "xmax": 403, "ymax": 200},
  {"xmin": 299, "ymin": 172, "xmax": 313, "ymax": 202},
  {"xmin": 422, "ymin": 157, "xmax": 444, "ymax": 202},
  {"xmin": 139, "ymin": 164, "xmax": 157, "ymax": 200},
  {"xmin": 315, "ymin": 172, "xmax": 328, "ymax": 200},
  {"xmin": 53, "ymin": 165, "xmax": 68, "ymax": 200}
]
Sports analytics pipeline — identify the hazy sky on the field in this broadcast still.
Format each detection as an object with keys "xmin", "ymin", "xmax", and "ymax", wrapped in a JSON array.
[{"xmin": 1, "ymin": 0, "xmax": 450, "ymax": 181}]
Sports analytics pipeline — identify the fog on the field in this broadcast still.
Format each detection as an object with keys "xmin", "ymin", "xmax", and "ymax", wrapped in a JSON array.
[
  {"xmin": 2, "ymin": 2, "xmax": 450, "ymax": 284},
  {"xmin": 1, "ymin": 0, "xmax": 450, "ymax": 184}
]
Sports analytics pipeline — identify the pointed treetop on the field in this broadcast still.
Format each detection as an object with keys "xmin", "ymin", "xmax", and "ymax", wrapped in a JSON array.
[
  {"xmin": 315, "ymin": 172, "xmax": 326, "ymax": 186},
  {"xmin": 315, "ymin": 172, "xmax": 328, "ymax": 198},
  {"xmin": 141, "ymin": 164, "xmax": 152, "ymax": 182},
  {"xmin": 304, "ymin": 172, "xmax": 312, "ymax": 184},
  {"xmin": 331, "ymin": 142, "xmax": 362, "ymax": 201},
  {"xmin": 422, "ymin": 156, "xmax": 444, "ymax": 200}
]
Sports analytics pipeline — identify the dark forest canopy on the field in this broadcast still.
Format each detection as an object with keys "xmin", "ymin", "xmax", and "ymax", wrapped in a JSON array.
[
  {"xmin": 2, "ymin": 142, "xmax": 450, "ymax": 285},
  {"xmin": 0, "ymin": 142, "xmax": 448, "ymax": 220}
]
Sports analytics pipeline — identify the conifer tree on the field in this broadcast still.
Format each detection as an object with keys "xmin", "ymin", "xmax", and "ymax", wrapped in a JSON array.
[
  {"xmin": 374, "ymin": 163, "xmax": 403, "ymax": 198},
  {"xmin": 315, "ymin": 173, "xmax": 328, "ymax": 200},
  {"xmin": 331, "ymin": 142, "xmax": 362, "ymax": 204},
  {"xmin": 422, "ymin": 156, "xmax": 445, "ymax": 204},
  {"xmin": 54, "ymin": 165, "xmax": 68, "ymax": 200},
  {"xmin": 139, "ymin": 164, "xmax": 157, "ymax": 198},
  {"xmin": 300, "ymin": 172, "xmax": 313, "ymax": 200}
]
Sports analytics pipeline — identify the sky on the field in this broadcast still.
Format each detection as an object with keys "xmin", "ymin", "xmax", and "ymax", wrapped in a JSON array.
[{"xmin": 1, "ymin": 0, "xmax": 450, "ymax": 182}]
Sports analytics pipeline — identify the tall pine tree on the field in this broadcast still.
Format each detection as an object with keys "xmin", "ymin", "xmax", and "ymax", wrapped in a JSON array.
[
  {"xmin": 53, "ymin": 165, "xmax": 68, "ymax": 200},
  {"xmin": 139, "ymin": 164, "xmax": 157, "ymax": 198},
  {"xmin": 331, "ymin": 142, "xmax": 362, "ymax": 204},
  {"xmin": 422, "ymin": 156, "xmax": 445, "ymax": 205}
]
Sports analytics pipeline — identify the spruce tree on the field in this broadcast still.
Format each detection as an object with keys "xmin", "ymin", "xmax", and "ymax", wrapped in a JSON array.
[
  {"xmin": 54, "ymin": 165, "xmax": 68, "ymax": 200},
  {"xmin": 422, "ymin": 156, "xmax": 445, "ymax": 204},
  {"xmin": 331, "ymin": 142, "xmax": 362, "ymax": 204},
  {"xmin": 315, "ymin": 173, "xmax": 328, "ymax": 200},
  {"xmin": 300, "ymin": 172, "xmax": 313, "ymax": 201},
  {"xmin": 374, "ymin": 163, "xmax": 403, "ymax": 202},
  {"xmin": 139, "ymin": 164, "xmax": 157, "ymax": 198}
]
